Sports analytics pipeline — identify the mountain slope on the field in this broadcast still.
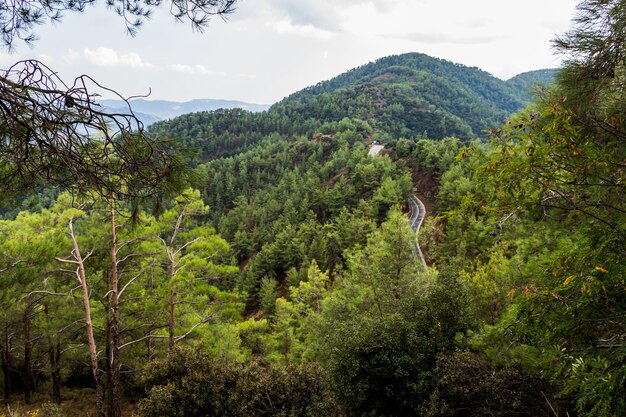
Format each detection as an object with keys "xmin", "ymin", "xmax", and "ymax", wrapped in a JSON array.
[
  {"xmin": 271, "ymin": 53, "xmax": 556, "ymax": 139},
  {"xmin": 148, "ymin": 53, "xmax": 558, "ymax": 164},
  {"xmin": 506, "ymin": 69, "xmax": 556, "ymax": 102}
]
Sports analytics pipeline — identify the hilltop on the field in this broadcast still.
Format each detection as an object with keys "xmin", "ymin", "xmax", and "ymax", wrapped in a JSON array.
[
  {"xmin": 269, "ymin": 53, "xmax": 555, "ymax": 138},
  {"xmin": 147, "ymin": 53, "xmax": 556, "ymax": 164}
]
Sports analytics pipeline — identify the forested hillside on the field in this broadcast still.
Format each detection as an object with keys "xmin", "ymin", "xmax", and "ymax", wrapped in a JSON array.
[
  {"xmin": 271, "ymin": 53, "xmax": 554, "ymax": 138},
  {"xmin": 1, "ymin": 1, "xmax": 625, "ymax": 416},
  {"xmin": 147, "ymin": 55, "xmax": 555, "ymax": 162}
]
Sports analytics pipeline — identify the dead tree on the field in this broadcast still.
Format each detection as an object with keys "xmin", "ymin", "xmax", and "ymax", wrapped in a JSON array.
[{"xmin": 56, "ymin": 219, "xmax": 105, "ymax": 417}]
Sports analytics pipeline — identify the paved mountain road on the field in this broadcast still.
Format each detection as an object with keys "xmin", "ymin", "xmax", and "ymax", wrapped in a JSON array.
[{"xmin": 408, "ymin": 196, "xmax": 427, "ymax": 269}]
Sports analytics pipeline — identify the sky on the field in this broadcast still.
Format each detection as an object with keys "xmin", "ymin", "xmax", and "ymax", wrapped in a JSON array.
[{"xmin": 1, "ymin": 0, "xmax": 579, "ymax": 104}]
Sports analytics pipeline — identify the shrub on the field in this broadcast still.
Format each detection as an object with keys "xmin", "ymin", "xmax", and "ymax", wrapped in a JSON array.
[{"xmin": 138, "ymin": 347, "xmax": 342, "ymax": 417}]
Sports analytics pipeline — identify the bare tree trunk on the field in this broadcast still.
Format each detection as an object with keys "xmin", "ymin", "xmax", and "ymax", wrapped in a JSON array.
[
  {"xmin": 109, "ymin": 203, "xmax": 122, "ymax": 417},
  {"xmin": 165, "ymin": 210, "xmax": 185, "ymax": 352},
  {"xmin": 65, "ymin": 219, "xmax": 105, "ymax": 417},
  {"xmin": 105, "ymin": 270, "xmax": 113, "ymax": 417}
]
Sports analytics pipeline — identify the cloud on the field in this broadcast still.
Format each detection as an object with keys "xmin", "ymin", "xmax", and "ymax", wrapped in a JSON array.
[
  {"xmin": 388, "ymin": 32, "xmax": 507, "ymax": 45},
  {"xmin": 267, "ymin": 0, "xmax": 405, "ymax": 31},
  {"xmin": 269, "ymin": 0, "xmax": 341, "ymax": 31},
  {"xmin": 166, "ymin": 63, "xmax": 227, "ymax": 76},
  {"xmin": 62, "ymin": 48, "xmax": 228, "ymax": 77},
  {"xmin": 268, "ymin": 18, "xmax": 334, "ymax": 39},
  {"xmin": 83, "ymin": 47, "xmax": 157, "ymax": 69},
  {"xmin": 62, "ymin": 49, "xmax": 81, "ymax": 64}
]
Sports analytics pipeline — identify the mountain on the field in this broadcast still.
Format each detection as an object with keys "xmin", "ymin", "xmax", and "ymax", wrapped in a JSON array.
[
  {"xmin": 99, "ymin": 98, "xmax": 270, "ymax": 126},
  {"xmin": 506, "ymin": 69, "xmax": 557, "ymax": 102},
  {"xmin": 269, "ymin": 53, "xmax": 557, "ymax": 139},
  {"xmin": 148, "ymin": 53, "xmax": 558, "ymax": 165}
]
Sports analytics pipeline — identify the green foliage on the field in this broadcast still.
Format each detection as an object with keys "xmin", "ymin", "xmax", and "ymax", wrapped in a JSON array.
[
  {"xmin": 199, "ymin": 133, "xmax": 410, "ymax": 307},
  {"xmin": 289, "ymin": 260, "xmax": 330, "ymax": 315},
  {"xmin": 138, "ymin": 347, "xmax": 342, "ymax": 417},
  {"xmin": 147, "ymin": 54, "xmax": 554, "ymax": 165},
  {"xmin": 427, "ymin": 3, "xmax": 626, "ymax": 413},
  {"xmin": 2, "ymin": 43, "xmax": 600, "ymax": 417},
  {"xmin": 259, "ymin": 277, "xmax": 278, "ymax": 316},
  {"xmin": 423, "ymin": 351, "xmax": 556, "ymax": 417},
  {"xmin": 413, "ymin": 137, "xmax": 465, "ymax": 177},
  {"xmin": 505, "ymin": 69, "xmax": 555, "ymax": 103},
  {"xmin": 310, "ymin": 209, "xmax": 466, "ymax": 415},
  {"xmin": 273, "ymin": 53, "xmax": 554, "ymax": 140}
]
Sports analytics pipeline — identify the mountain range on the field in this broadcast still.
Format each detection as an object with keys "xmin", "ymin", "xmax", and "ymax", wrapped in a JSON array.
[
  {"xmin": 148, "ymin": 53, "xmax": 557, "ymax": 159},
  {"xmin": 98, "ymin": 98, "xmax": 270, "ymax": 126}
]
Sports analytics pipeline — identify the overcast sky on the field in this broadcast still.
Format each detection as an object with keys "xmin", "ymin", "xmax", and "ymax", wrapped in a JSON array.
[{"xmin": 1, "ymin": 0, "xmax": 579, "ymax": 104}]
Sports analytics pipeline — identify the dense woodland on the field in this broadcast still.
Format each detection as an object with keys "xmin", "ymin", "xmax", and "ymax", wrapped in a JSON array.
[{"xmin": 1, "ymin": 1, "xmax": 625, "ymax": 416}]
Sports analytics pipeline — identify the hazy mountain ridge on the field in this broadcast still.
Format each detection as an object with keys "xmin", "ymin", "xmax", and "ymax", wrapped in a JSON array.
[
  {"xmin": 506, "ymin": 68, "xmax": 556, "ymax": 102},
  {"xmin": 99, "ymin": 98, "xmax": 270, "ymax": 126}
]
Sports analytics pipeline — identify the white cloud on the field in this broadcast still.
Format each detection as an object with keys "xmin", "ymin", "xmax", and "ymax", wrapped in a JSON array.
[
  {"xmin": 63, "ymin": 49, "xmax": 81, "ymax": 64},
  {"xmin": 83, "ymin": 47, "xmax": 157, "ymax": 69},
  {"xmin": 166, "ymin": 63, "xmax": 226, "ymax": 76},
  {"xmin": 21, "ymin": 0, "xmax": 578, "ymax": 102},
  {"xmin": 166, "ymin": 63, "xmax": 195, "ymax": 74},
  {"xmin": 269, "ymin": 18, "xmax": 333, "ymax": 39},
  {"xmin": 267, "ymin": 0, "xmax": 406, "ymax": 31},
  {"xmin": 388, "ymin": 32, "xmax": 507, "ymax": 45}
]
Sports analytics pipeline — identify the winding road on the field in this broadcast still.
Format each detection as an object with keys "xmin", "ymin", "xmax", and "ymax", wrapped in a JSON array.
[
  {"xmin": 367, "ymin": 143, "xmax": 427, "ymax": 268},
  {"xmin": 408, "ymin": 195, "xmax": 427, "ymax": 269}
]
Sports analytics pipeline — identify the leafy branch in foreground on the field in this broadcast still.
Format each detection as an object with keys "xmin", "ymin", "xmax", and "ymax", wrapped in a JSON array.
[{"xmin": 0, "ymin": 59, "xmax": 186, "ymax": 199}]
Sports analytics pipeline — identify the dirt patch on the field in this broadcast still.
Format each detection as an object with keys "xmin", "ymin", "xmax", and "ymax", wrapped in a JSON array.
[
  {"xmin": 328, "ymin": 166, "xmax": 350, "ymax": 185},
  {"xmin": 406, "ymin": 162, "xmax": 439, "ymax": 213},
  {"xmin": 370, "ymin": 72, "xmax": 394, "ymax": 83}
]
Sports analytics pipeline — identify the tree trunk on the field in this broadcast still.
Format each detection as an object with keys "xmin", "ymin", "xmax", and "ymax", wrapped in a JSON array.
[
  {"xmin": 23, "ymin": 308, "xmax": 33, "ymax": 404},
  {"xmin": 2, "ymin": 327, "xmax": 10, "ymax": 404},
  {"xmin": 168, "ymin": 286, "xmax": 175, "ymax": 351},
  {"xmin": 147, "ymin": 275, "xmax": 155, "ymax": 361},
  {"xmin": 166, "ymin": 211, "xmax": 184, "ymax": 352},
  {"xmin": 105, "ymin": 271, "xmax": 113, "ymax": 417},
  {"xmin": 49, "ymin": 338, "xmax": 61, "ymax": 404},
  {"xmin": 146, "ymin": 328, "xmax": 153, "ymax": 361},
  {"xmin": 67, "ymin": 219, "xmax": 105, "ymax": 417},
  {"xmin": 44, "ymin": 304, "xmax": 62, "ymax": 405},
  {"xmin": 109, "ymin": 203, "xmax": 122, "ymax": 417}
]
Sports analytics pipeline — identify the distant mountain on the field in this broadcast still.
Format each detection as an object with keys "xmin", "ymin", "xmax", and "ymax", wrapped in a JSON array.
[
  {"xmin": 148, "ymin": 53, "xmax": 558, "ymax": 164},
  {"xmin": 270, "ymin": 53, "xmax": 557, "ymax": 139},
  {"xmin": 99, "ymin": 98, "xmax": 270, "ymax": 126},
  {"xmin": 506, "ymin": 69, "xmax": 557, "ymax": 102}
]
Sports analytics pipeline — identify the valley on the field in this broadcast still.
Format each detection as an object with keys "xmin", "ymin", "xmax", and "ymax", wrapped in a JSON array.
[{"xmin": 0, "ymin": 2, "xmax": 624, "ymax": 416}]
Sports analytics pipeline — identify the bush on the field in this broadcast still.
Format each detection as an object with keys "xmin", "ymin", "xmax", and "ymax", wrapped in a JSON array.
[
  {"xmin": 138, "ymin": 347, "xmax": 342, "ymax": 417},
  {"xmin": 423, "ymin": 351, "xmax": 568, "ymax": 417}
]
